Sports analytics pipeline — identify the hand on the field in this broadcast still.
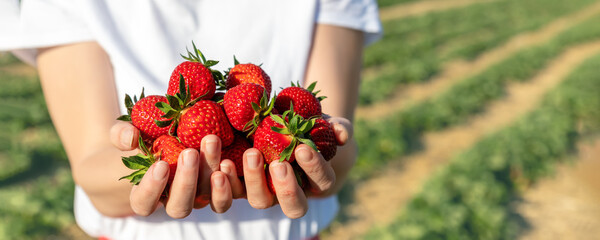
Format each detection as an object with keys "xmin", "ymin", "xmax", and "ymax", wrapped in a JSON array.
[
  {"xmin": 241, "ymin": 116, "xmax": 353, "ymax": 218},
  {"xmin": 109, "ymin": 121, "xmax": 239, "ymax": 218}
]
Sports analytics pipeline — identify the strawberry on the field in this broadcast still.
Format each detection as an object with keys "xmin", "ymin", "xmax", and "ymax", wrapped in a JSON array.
[
  {"xmin": 253, "ymin": 109, "xmax": 318, "ymax": 164},
  {"xmin": 225, "ymin": 57, "xmax": 271, "ymax": 97},
  {"xmin": 223, "ymin": 83, "xmax": 274, "ymax": 134},
  {"xmin": 167, "ymin": 43, "xmax": 222, "ymax": 101},
  {"xmin": 274, "ymin": 82, "xmax": 325, "ymax": 119},
  {"xmin": 309, "ymin": 119, "xmax": 337, "ymax": 161},
  {"xmin": 151, "ymin": 135, "xmax": 185, "ymax": 183},
  {"xmin": 177, "ymin": 100, "xmax": 234, "ymax": 149},
  {"xmin": 117, "ymin": 90, "xmax": 171, "ymax": 142},
  {"xmin": 221, "ymin": 133, "xmax": 251, "ymax": 177},
  {"xmin": 120, "ymin": 136, "xmax": 184, "ymax": 185}
]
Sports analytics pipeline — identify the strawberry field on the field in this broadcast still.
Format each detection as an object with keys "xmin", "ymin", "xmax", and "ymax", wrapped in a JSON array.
[{"xmin": 3, "ymin": 0, "xmax": 600, "ymax": 239}]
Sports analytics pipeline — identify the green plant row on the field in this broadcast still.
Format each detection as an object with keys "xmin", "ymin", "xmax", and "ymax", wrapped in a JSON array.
[
  {"xmin": 359, "ymin": 0, "xmax": 598, "ymax": 105},
  {"xmin": 363, "ymin": 52, "xmax": 600, "ymax": 240},
  {"xmin": 353, "ymin": 14, "xmax": 600, "ymax": 178},
  {"xmin": 0, "ymin": 68, "xmax": 73, "ymax": 239},
  {"xmin": 377, "ymin": 0, "xmax": 428, "ymax": 8}
]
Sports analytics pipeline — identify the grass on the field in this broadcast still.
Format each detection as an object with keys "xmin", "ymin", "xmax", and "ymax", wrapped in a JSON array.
[
  {"xmin": 359, "ymin": 0, "xmax": 598, "ymax": 105},
  {"xmin": 0, "ymin": 66, "xmax": 75, "ymax": 239},
  {"xmin": 363, "ymin": 53, "xmax": 600, "ymax": 240}
]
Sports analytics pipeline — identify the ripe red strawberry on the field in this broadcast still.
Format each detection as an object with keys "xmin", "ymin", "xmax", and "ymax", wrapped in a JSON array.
[
  {"xmin": 120, "ymin": 136, "xmax": 184, "ymax": 185},
  {"xmin": 152, "ymin": 135, "xmax": 185, "ymax": 183},
  {"xmin": 224, "ymin": 83, "xmax": 274, "ymax": 133},
  {"xmin": 309, "ymin": 119, "xmax": 337, "ymax": 161},
  {"xmin": 221, "ymin": 133, "xmax": 251, "ymax": 177},
  {"xmin": 274, "ymin": 82, "xmax": 325, "ymax": 119},
  {"xmin": 177, "ymin": 100, "xmax": 234, "ymax": 149},
  {"xmin": 167, "ymin": 43, "xmax": 222, "ymax": 101},
  {"xmin": 253, "ymin": 110, "xmax": 318, "ymax": 164},
  {"xmin": 226, "ymin": 57, "xmax": 271, "ymax": 97},
  {"xmin": 117, "ymin": 90, "xmax": 171, "ymax": 142}
]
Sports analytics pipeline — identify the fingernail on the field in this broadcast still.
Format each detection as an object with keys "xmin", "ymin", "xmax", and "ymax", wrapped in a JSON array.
[
  {"xmin": 183, "ymin": 150, "xmax": 198, "ymax": 168},
  {"xmin": 334, "ymin": 124, "xmax": 347, "ymax": 145},
  {"xmin": 153, "ymin": 161, "xmax": 169, "ymax": 181},
  {"xmin": 220, "ymin": 163, "xmax": 231, "ymax": 175},
  {"xmin": 121, "ymin": 128, "xmax": 133, "ymax": 148},
  {"xmin": 247, "ymin": 152, "xmax": 260, "ymax": 169},
  {"xmin": 296, "ymin": 147, "xmax": 312, "ymax": 162},
  {"xmin": 214, "ymin": 174, "xmax": 225, "ymax": 187},
  {"xmin": 272, "ymin": 162, "xmax": 287, "ymax": 180},
  {"xmin": 205, "ymin": 138, "xmax": 218, "ymax": 155}
]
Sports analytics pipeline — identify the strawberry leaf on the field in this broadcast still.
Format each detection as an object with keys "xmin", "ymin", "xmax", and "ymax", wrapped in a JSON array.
[
  {"xmin": 117, "ymin": 115, "xmax": 131, "ymax": 121},
  {"xmin": 271, "ymin": 114, "xmax": 286, "ymax": 126},
  {"xmin": 124, "ymin": 94, "xmax": 134, "ymax": 111},
  {"xmin": 205, "ymin": 60, "xmax": 219, "ymax": 68},
  {"xmin": 233, "ymin": 55, "xmax": 240, "ymax": 66},
  {"xmin": 119, "ymin": 169, "xmax": 147, "ymax": 185},
  {"xmin": 271, "ymin": 126, "xmax": 291, "ymax": 135},
  {"xmin": 122, "ymin": 154, "xmax": 152, "ymax": 170},
  {"xmin": 251, "ymin": 102, "xmax": 261, "ymax": 112},
  {"xmin": 298, "ymin": 138, "xmax": 318, "ymax": 152},
  {"xmin": 138, "ymin": 136, "xmax": 151, "ymax": 155},
  {"xmin": 155, "ymin": 119, "xmax": 173, "ymax": 128},
  {"xmin": 279, "ymin": 138, "xmax": 298, "ymax": 162}
]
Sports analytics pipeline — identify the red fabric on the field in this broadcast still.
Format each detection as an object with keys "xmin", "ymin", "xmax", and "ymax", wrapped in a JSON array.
[{"xmin": 305, "ymin": 235, "xmax": 320, "ymax": 240}]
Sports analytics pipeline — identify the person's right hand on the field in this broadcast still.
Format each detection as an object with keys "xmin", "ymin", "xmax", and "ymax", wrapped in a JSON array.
[{"xmin": 109, "ymin": 121, "xmax": 239, "ymax": 218}]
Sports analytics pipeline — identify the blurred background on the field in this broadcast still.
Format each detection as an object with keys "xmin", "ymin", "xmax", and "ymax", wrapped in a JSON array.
[{"xmin": 2, "ymin": 0, "xmax": 600, "ymax": 239}]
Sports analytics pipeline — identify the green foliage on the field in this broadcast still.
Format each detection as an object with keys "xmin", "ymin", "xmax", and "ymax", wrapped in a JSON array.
[
  {"xmin": 363, "ymin": 54, "xmax": 600, "ymax": 239},
  {"xmin": 353, "ymin": 14, "xmax": 600, "ymax": 178},
  {"xmin": 360, "ymin": 0, "xmax": 598, "ymax": 105},
  {"xmin": 377, "ymin": 0, "xmax": 428, "ymax": 8},
  {"xmin": 0, "ymin": 59, "xmax": 74, "ymax": 239}
]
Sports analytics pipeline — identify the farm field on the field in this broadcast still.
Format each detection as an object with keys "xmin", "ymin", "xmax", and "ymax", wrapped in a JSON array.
[{"xmin": 2, "ymin": 0, "xmax": 600, "ymax": 239}]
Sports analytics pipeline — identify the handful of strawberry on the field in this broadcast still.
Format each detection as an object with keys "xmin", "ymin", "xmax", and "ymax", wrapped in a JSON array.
[{"xmin": 118, "ymin": 43, "xmax": 337, "ymax": 194}]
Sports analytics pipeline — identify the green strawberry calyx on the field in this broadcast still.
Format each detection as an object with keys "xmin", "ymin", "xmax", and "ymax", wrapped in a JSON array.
[
  {"xmin": 119, "ymin": 136, "xmax": 156, "ymax": 185},
  {"xmin": 155, "ymin": 74, "xmax": 206, "ymax": 136},
  {"xmin": 244, "ymin": 90, "xmax": 276, "ymax": 137},
  {"xmin": 116, "ymin": 88, "xmax": 146, "ymax": 121},
  {"xmin": 181, "ymin": 41, "xmax": 225, "ymax": 90},
  {"xmin": 291, "ymin": 81, "xmax": 326, "ymax": 102},
  {"xmin": 270, "ymin": 104, "xmax": 319, "ymax": 162}
]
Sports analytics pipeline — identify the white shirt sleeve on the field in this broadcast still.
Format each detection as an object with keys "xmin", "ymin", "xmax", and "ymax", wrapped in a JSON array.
[
  {"xmin": 316, "ymin": 0, "xmax": 383, "ymax": 45},
  {"xmin": 0, "ymin": 0, "xmax": 94, "ymax": 64}
]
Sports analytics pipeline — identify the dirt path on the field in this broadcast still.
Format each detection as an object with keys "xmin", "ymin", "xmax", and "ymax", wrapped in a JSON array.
[
  {"xmin": 325, "ymin": 41, "xmax": 600, "ymax": 240},
  {"xmin": 0, "ymin": 63, "xmax": 37, "ymax": 77},
  {"xmin": 379, "ymin": 0, "xmax": 499, "ymax": 21},
  {"xmin": 517, "ymin": 138, "xmax": 600, "ymax": 240},
  {"xmin": 356, "ymin": 1, "xmax": 600, "ymax": 121}
]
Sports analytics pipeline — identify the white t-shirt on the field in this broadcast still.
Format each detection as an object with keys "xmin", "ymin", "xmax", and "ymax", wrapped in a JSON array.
[{"xmin": 0, "ymin": 1, "xmax": 381, "ymax": 239}]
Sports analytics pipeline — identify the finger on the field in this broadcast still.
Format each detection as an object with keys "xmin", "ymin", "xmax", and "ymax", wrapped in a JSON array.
[
  {"xmin": 269, "ymin": 161, "xmax": 308, "ymax": 219},
  {"xmin": 210, "ymin": 171, "xmax": 233, "ymax": 213},
  {"xmin": 110, "ymin": 121, "xmax": 140, "ymax": 150},
  {"xmin": 295, "ymin": 144, "xmax": 336, "ymax": 196},
  {"xmin": 220, "ymin": 160, "xmax": 246, "ymax": 198},
  {"xmin": 243, "ymin": 148, "xmax": 275, "ymax": 209},
  {"xmin": 130, "ymin": 161, "xmax": 169, "ymax": 216},
  {"xmin": 195, "ymin": 135, "xmax": 222, "ymax": 208},
  {"xmin": 327, "ymin": 118, "xmax": 353, "ymax": 146},
  {"xmin": 165, "ymin": 149, "xmax": 200, "ymax": 219}
]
